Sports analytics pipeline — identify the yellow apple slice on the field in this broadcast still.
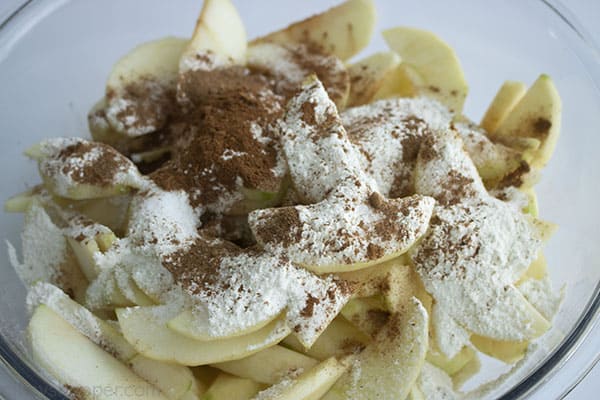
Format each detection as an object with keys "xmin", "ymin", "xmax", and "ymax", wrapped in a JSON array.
[
  {"xmin": 179, "ymin": 0, "xmax": 246, "ymax": 72},
  {"xmin": 494, "ymin": 75, "xmax": 562, "ymax": 168},
  {"xmin": 247, "ymin": 42, "xmax": 350, "ymax": 108},
  {"xmin": 340, "ymin": 296, "xmax": 389, "ymax": 338},
  {"xmin": 407, "ymin": 386, "xmax": 425, "ymax": 400},
  {"xmin": 470, "ymin": 335, "xmax": 529, "ymax": 364},
  {"xmin": 324, "ymin": 298, "xmax": 428, "ymax": 400},
  {"xmin": 346, "ymin": 52, "xmax": 401, "ymax": 107},
  {"xmin": 212, "ymin": 345, "xmax": 318, "ymax": 384},
  {"xmin": 251, "ymin": 0, "xmax": 376, "ymax": 61},
  {"xmin": 116, "ymin": 306, "xmax": 291, "ymax": 366},
  {"xmin": 282, "ymin": 316, "xmax": 370, "ymax": 360},
  {"xmin": 106, "ymin": 37, "xmax": 187, "ymax": 136},
  {"xmin": 372, "ymin": 63, "xmax": 424, "ymax": 100},
  {"xmin": 29, "ymin": 305, "xmax": 169, "ymax": 400},
  {"xmin": 129, "ymin": 355, "xmax": 201, "ymax": 400},
  {"xmin": 168, "ymin": 309, "xmax": 279, "ymax": 341},
  {"xmin": 4, "ymin": 186, "xmax": 42, "ymax": 212},
  {"xmin": 383, "ymin": 27, "xmax": 468, "ymax": 113},
  {"xmin": 256, "ymin": 357, "xmax": 348, "ymax": 400},
  {"xmin": 202, "ymin": 373, "xmax": 263, "ymax": 400},
  {"xmin": 426, "ymin": 346, "xmax": 476, "ymax": 376},
  {"xmin": 451, "ymin": 354, "xmax": 481, "ymax": 389},
  {"xmin": 416, "ymin": 362, "xmax": 458, "ymax": 400},
  {"xmin": 26, "ymin": 138, "xmax": 146, "ymax": 200},
  {"xmin": 481, "ymin": 81, "xmax": 527, "ymax": 133}
]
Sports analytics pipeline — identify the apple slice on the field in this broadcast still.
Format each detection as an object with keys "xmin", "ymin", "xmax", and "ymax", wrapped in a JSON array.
[
  {"xmin": 255, "ymin": 357, "xmax": 348, "ymax": 400},
  {"xmin": 340, "ymin": 296, "xmax": 389, "ymax": 338},
  {"xmin": 179, "ymin": 0, "xmax": 246, "ymax": 72},
  {"xmin": 116, "ymin": 306, "xmax": 291, "ymax": 366},
  {"xmin": 383, "ymin": 27, "xmax": 468, "ymax": 114},
  {"xmin": 493, "ymin": 75, "xmax": 562, "ymax": 168},
  {"xmin": 4, "ymin": 186, "xmax": 42, "ymax": 213},
  {"xmin": 323, "ymin": 298, "xmax": 429, "ymax": 400},
  {"xmin": 212, "ymin": 345, "xmax": 317, "ymax": 385},
  {"xmin": 407, "ymin": 386, "xmax": 425, "ymax": 400},
  {"xmin": 416, "ymin": 362, "xmax": 458, "ymax": 400},
  {"xmin": 129, "ymin": 355, "xmax": 201, "ymax": 400},
  {"xmin": 372, "ymin": 63, "xmax": 424, "ymax": 101},
  {"xmin": 29, "ymin": 305, "xmax": 168, "ymax": 400},
  {"xmin": 26, "ymin": 138, "xmax": 146, "ymax": 200},
  {"xmin": 202, "ymin": 373, "xmax": 263, "ymax": 400},
  {"xmin": 426, "ymin": 346, "xmax": 476, "ymax": 376},
  {"xmin": 451, "ymin": 354, "xmax": 480, "ymax": 389},
  {"xmin": 481, "ymin": 81, "xmax": 527, "ymax": 134},
  {"xmin": 251, "ymin": 0, "xmax": 376, "ymax": 61},
  {"xmin": 105, "ymin": 37, "xmax": 186, "ymax": 136},
  {"xmin": 168, "ymin": 309, "xmax": 280, "ymax": 341},
  {"xmin": 282, "ymin": 316, "xmax": 370, "ymax": 360},
  {"xmin": 470, "ymin": 335, "xmax": 529, "ymax": 364},
  {"xmin": 346, "ymin": 52, "xmax": 401, "ymax": 107},
  {"xmin": 246, "ymin": 42, "xmax": 350, "ymax": 108}
]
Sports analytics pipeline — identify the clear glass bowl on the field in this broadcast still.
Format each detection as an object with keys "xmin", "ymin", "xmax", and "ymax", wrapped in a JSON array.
[{"xmin": 1, "ymin": 0, "xmax": 599, "ymax": 399}]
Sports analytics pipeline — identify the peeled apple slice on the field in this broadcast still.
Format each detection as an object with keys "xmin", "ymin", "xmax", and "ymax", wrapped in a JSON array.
[
  {"xmin": 29, "ymin": 305, "xmax": 168, "ymax": 400},
  {"xmin": 255, "ymin": 357, "xmax": 348, "ymax": 400},
  {"xmin": 324, "ymin": 298, "xmax": 429, "ymax": 400},
  {"xmin": 252, "ymin": 0, "xmax": 376, "ymax": 61},
  {"xmin": 494, "ymin": 74, "xmax": 561, "ymax": 168},
  {"xmin": 116, "ymin": 306, "xmax": 291, "ymax": 366},
  {"xmin": 383, "ymin": 27, "xmax": 468, "ymax": 113},
  {"xmin": 202, "ymin": 373, "xmax": 263, "ymax": 400},
  {"xmin": 106, "ymin": 37, "xmax": 187, "ymax": 136},
  {"xmin": 346, "ymin": 52, "xmax": 401, "ymax": 107},
  {"xmin": 179, "ymin": 0, "xmax": 246, "ymax": 72},
  {"xmin": 481, "ymin": 81, "xmax": 527, "ymax": 133}
]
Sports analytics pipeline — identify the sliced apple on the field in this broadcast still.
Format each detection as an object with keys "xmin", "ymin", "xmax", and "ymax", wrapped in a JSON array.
[
  {"xmin": 340, "ymin": 296, "xmax": 389, "ymax": 338},
  {"xmin": 129, "ymin": 355, "xmax": 201, "ymax": 400},
  {"xmin": 168, "ymin": 309, "xmax": 279, "ymax": 342},
  {"xmin": 251, "ymin": 0, "xmax": 376, "ymax": 61},
  {"xmin": 114, "ymin": 270, "xmax": 156, "ymax": 307},
  {"xmin": 416, "ymin": 362, "xmax": 458, "ymax": 400},
  {"xmin": 212, "ymin": 345, "xmax": 317, "ymax": 385},
  {"xmin": 257, "ymin": 357, "xmax": 348, "ymax": 400},
  {"xmin": 383, "ymin": 27, "xmax": 468, "ymax": 114},
  {"xmin": 26, "ymin": 137, "xmax": 146, "ymax": 200},
  {"xmin": 201, "ymin": 373, "xmax": 263, "ymax": 400},
  {"xmin": 346, "ymin": 51, "xmax": 401, "ymax": 107},
  {"xmin": 493, "ymin": 74, "xmax": 562, "ymax": 168},
  {"xmin": 324, "ymin": 298, "xmax": 428, "ymax": 400},
  {"xmin": 247, "ymin": 42, "xmax": 350, "ymax": 108},
  {"xmin": 470, "ymin": 335, "xmax": 529, "ymax": 364},
  {"xmin": 451, "ymin": 353, "xmax": 481, "ymax": 389},
  {"xmin": 282, "ymin": 316, "xmax": 370, "ymax": 360},
  {"xmin": 481, "ymin": 81, "xmax": 527, "ymax": 133},
  {"xmin": 4, "ymin": 186, "xmax": 42, "ymax": 213},
  {"xmin": 116, "ymin": 306, "xmax": 291, "ymax": 366},
  {"xmin": 179, "ymin": 0, "xmax": 246, "ymax": 72},
  {"xmin": 106, "ymin": 37, "xmax": 187, "ymax": 136},
  {"xmin": 28, "ymin": 305, "xmax": 168, "ymax": 400},
  {"xmin": 372, "ymin": 63, "xmax": 424, "ymax": 100},
  {"xmin": 407, "ymin": 386, "xmax": 425, "ymax": 400},
  {"xmin": 426, "ymin": 346, "xmax": 476, "ymax": 376}
]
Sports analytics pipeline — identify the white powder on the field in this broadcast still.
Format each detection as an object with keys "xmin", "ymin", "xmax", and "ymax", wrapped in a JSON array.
[
  {"xmin": 342, "ymin": 97, "xmax": 452, "ymax": 196},
  {"xmin": 127, "ymin": 186, "xmax": 200, "ymax": 257},
  {"xmin": 411, "ymin": 130, "xmax": 545, "ymax": 341},
  {"xmin": 517, "ymin": 277, "xmax": 563, "ymax": 321},
  {"xmin": 431, "ymin": 303, "xmax": 471, "ymax": 359},
  {"xmin": 220, "ymin": 149, "xmax": 246, "ymax": 161},
  {"xmin": 36, "ymin": 137, "xmax": 147, "ymax": 198},
  {"xmin": 417, "ymin": 362, "xmax": 458, "ymax": 400},
  {"xmin": 11, "ymin": 203, "xmax": 67, "ymax": 286}
]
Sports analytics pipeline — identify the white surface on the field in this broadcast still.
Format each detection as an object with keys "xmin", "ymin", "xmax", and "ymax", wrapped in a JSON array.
[{"xmin": 0, "ymin": 0, "xmax": 598, "ymax": 399}]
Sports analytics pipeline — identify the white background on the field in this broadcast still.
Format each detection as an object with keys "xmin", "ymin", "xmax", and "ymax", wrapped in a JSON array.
[{"xmin": 0, "ymin": 0, "xmax": 598, "ymax": 399}]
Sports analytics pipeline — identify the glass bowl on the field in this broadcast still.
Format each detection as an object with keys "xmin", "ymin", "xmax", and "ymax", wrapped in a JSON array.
[{"xmin": 1, "ymin": 0, "xmax": 599, "ymax": 399}]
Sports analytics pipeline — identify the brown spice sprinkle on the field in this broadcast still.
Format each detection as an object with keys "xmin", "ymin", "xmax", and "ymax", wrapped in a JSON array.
[
  {"xmin": 150, "ymin": 66, "xmax": 286, "ymax": 209},
  {"xmin": 57, "ymin": 141, "xmax": 132, "ymax": 187},
  {"xmin": 531, "ymin": 117, "xmax": 552, "ymax": 139},
  {"xmin": 497, "ymin": 160, "xmax": 531, "ymax": 189},
  {"xmin": 257, "ymin": 207, "xmax": 303, "ymax": 247}
]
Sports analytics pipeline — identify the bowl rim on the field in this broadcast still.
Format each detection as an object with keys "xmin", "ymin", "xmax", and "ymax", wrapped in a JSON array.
[{"xmin": 0, "ymin": 0, "xmax": 599, "ymax": 399}]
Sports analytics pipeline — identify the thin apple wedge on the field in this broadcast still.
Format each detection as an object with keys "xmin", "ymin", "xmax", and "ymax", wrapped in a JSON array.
[
  {"xmin": 4, "ymin": 186, "xmax": 42, "ymax": 213},
  {"xmin": 383, "ymin": 27, "xmax": 468, "ymax": 113},
  {"xmin": 282, "ymin": 316, "xmax": 370, "ymax": 360},
  {"xmin": 346, "ymin": 51, "xmax": 401, "ymax": 107},
  {"xmin": 251, "ymin": 0, "xmax": 376, "ymax": 61},
  {"xmin": 255, "ymin": 357, "xmax": 349, "ymax": 400},
  {"xmin": 129, "ymin": 355, "xmax": 201, "ymax": 400},
  {"xmin": 416, "ymin": 362, "xmax": 458, "ymax": 400},
  {"xmin": 340, "ymin": 296, "xmax": 389, "ymax": 338},
  {"xmin": 481, "ymin": 81, "xmax": 527, "ymax": 134},
  {"xmin": 29, "ymin": 305, "xmax": 168, "ymax": 400},
  {"xmin": 106, "ymin": 37, "xmax": 187, "ymax": 136},
  {"xmin": 212, "ymin": 345, "xmax": 318, "ymax": 385},
  {"xmin": 179, "ymin": 0, "xmax": 246, "ymax": 72},
  {"xmin": 168, "ymin": 309, "xmax": 280, "ymax": 341},
  {"xmin": 324, "ymin": 298, "xmax": 429, "ymax": 400},
  {"xmin": 202, "ymin": 373, "xmax": 263, "ymax": 400},
  {"xmin": 493, "ymin": 74, "xmax": 562, "ymax": 168},
  {"xmin": 426, "ymin": 346, "xmax": 476, "ymax": 376},
  {"xmin": 372, "ymin": 63, "xmax": 424, "ymax": 100},
  {"xmin": 470, "ymin": 335, "xmax": 529, "ymax": 364},
  {"xmin": 116, "ymin": 306, "xmax": 291, "ymax": 366}
]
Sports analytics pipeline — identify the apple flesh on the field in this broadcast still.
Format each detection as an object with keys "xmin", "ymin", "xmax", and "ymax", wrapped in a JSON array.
[{"xmin": 481, "ymin": 81, "xmax": 527, "ymax": 134}]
